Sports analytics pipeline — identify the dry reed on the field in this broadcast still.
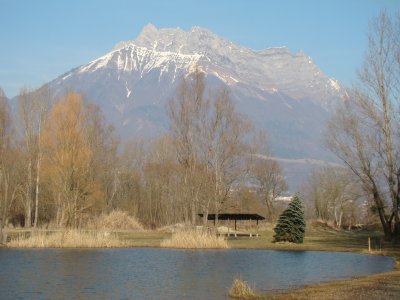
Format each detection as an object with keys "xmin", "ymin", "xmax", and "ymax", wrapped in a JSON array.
[
  {"xmin": 86, "ymin": 210, "xmax": 144, "ymax": 231},
  {"xmin": 7, "ymin": 230, "xmax": 125, "ymax": 248},
  {"xmin": 161, "ymin": 228, "xmax": 229, "ymax": 249},
  {"xmin": 229, "ymin": 278, "xmax": 257, "ymax": 299}
]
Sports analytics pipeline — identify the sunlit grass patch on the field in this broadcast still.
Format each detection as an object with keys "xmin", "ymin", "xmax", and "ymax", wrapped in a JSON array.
[
  {"xmin": 161, "ymin": 228, "xmax": 229, "ymax": 249},
  {"xmin": 7, "ymin": 229, "xmax": 125, "ymax": 248},
  {"xmin": 262, "ymin": 271, "xmax": 400, "ymax": 300}
]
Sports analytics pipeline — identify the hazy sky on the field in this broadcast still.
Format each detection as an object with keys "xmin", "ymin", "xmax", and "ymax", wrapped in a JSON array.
[{"xmin": 1, "ymin": 0, "xmax": 399, "ymax": 98}]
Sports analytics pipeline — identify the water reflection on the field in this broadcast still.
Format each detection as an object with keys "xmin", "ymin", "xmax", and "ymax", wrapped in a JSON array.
[{"xmin": 0, "ymin": 248, "xmax": 394, "ymax": 300}]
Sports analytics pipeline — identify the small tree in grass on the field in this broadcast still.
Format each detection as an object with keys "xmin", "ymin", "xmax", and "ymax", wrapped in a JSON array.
[{"xmin": 273, "ymin": 194, "xmax": 305, "ymax": 243}]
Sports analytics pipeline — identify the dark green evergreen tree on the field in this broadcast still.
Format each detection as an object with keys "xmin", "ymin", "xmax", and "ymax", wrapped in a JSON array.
[{"xmin": 273, "ymin": 194, "xmax": 305, "ymax": 243}]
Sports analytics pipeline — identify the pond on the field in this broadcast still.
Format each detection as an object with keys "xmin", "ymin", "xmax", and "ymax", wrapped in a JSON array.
[{"xmin": 0, "ymin": 248, "xmax": 394, "ymax": 299}]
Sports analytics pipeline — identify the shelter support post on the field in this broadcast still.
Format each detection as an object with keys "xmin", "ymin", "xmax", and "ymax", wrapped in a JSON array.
[{"xmin": 256, "ymin": 219, "xmax": 259, "ymax": 237}]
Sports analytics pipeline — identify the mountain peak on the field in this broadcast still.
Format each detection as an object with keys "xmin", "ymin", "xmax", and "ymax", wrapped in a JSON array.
[
  {"xmin": 48, "ymin": 23, "xmax": 345, "ymax": 169},
  {"xmin": 141, "ymin": 23, "xmax": 158, "ymax": 35},
  {"xmin": 134, "ymin": 23, "xmax": 162, "ymax": 48},
  {"xmin": 108, "ymin": 24, "xmax": 343, "ymax": 104},
  {"xmin": 190, "ymin": 26, "xmax": 214, "ymax": 35},
  {"xmin": 112, "ymin": 25, "xmax": 226, "ymax": 54}
]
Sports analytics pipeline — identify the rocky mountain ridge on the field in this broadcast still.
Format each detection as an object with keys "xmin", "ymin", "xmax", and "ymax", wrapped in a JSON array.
[{"xmin": 46, "ymin": 24, "xmax": 345, "ymax": 164}]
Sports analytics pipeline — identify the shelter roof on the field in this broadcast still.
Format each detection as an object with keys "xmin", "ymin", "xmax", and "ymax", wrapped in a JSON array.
[{"xmin": 198, "ymin": 213, "xmax": 265, "ymax": 221}]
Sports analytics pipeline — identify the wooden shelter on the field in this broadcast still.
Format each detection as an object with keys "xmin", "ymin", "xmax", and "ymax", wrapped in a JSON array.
[
  {"xmin": 199, "ymin": 190, "xmax": 267, "ymax": 236},
  {"xmin": 198, "ymin": 213, "xmax": 265, "ymax": 232}
]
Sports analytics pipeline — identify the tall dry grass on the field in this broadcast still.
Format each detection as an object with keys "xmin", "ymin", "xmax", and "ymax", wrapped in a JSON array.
[
  {"xmin": 229, "ymin": 278, "xmax": 257, "ymax": 299},
  {"xmin": 161, "ymin": 228, "xmax": 229, "ymax": 249},
  {"xmin": 7, "ymin": 230, "xmax": 125, "ymax": 248},
  {"xmin": 86, "ymin": 210, "xmax": 144, "ymax": 231}
]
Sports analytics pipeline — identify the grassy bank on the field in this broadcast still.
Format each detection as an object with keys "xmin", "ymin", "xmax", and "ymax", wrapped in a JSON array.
[
  {"xmin": 260, "ymin": 271, "xmax": 400, "ymax": 300},
  {"xmin": 225, "ymin": 223, "xmax": 400, "ymax": 300},
  {"xmin": 5, "ymin": 222, "xmax": 398, "ymax": 253}
]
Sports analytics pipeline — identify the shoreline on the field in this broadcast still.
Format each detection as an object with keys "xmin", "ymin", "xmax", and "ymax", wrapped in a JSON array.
[
  {"xmin": 2, "ymin": 228, "xmax": 399, "ymax": 299},
  {"xmin": 4, "ymin": 227, "xmax": 399, "ymax": 262},
  {"xmin": 260, "ymin": 270, "xmax": 400, "ymax": 300},
  {"xmin": 3, "ymin": 244, "xmax": 398, "ymax": 299}
]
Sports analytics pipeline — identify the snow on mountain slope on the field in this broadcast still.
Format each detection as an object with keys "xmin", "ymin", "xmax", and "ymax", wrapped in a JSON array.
[
  {"xmin": 77, "ymin": 45, "xmax": 201, "ymax": 79},
  {"xmin": 115, "ymin": 24, "xmax": 345, "ymax": 107},
  {"xmin": 48, "ymin": 24, "xmax": 345, "ymax": 162}
]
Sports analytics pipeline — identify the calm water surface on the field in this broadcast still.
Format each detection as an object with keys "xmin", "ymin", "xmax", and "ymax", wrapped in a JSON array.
[{"xmin": 0, "ymin": 248, "xmax": 394, "ymax": 300}]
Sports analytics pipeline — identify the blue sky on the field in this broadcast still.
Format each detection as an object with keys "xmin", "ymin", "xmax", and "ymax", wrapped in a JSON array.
[{"xmin": 0, "ymin": 0, "xmax": 399, "ymax": 98}]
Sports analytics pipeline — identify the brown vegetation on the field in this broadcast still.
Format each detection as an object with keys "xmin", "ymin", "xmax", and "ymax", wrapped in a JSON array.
[
  {"xmin": 41, "ymin": 92, "xmax": 110, "ymax": 228},
  {"xmin": 301, "ymin": 167, "xmax": 364, "ymax": 229},
  {"xmin": 1, "ymin": 69, "xmax": 287, "ymax": 233},
  {"xmin": 326, "ymin": 12, "xmax": 400, "ymax": 240},
  {"xmin": 7, "ymin": 229, "xmax": 124, "ymax": 248},
  {"xmin": 229, "ymin": 278, "xmax": 257, "ymax": 299},
  {"xmin": 261, "ymin": 271, "xmax": 400, "ymax": 300},
  {"xmin": 167, "ymin": 68, "xmax": 265, "ymax": 226},
  {"xmin": 160, "ymin": 228, "xmax": 229, "ymax": 249},
  {"xmin": 86, "ymin": 210, "xmax": 144, "ymax": 231}
]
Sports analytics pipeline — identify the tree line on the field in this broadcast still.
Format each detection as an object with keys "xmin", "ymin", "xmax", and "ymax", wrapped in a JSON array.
[
  {"xmin": 0, "ymin": 70, "xmax": 287, "ymax": 232},
  {"xmin": 326, "ymin": 12, "xmax": 400, "ymax": 241}
]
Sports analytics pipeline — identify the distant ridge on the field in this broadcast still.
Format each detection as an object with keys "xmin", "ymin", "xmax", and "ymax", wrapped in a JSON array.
[{"xmin": 40, "ymin": 24, "xmax": 345, "ymax": 165}]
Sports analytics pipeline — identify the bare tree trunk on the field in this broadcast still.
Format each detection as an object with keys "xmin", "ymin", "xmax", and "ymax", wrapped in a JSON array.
[
  {"xmin": 0, "ymin": 172, "xmax": 6, "ymax": 244},
  {"xmin": 373, "ymin": 189, "xmax": 392, "ymax": 240},
  {"xmin": 326, "ymin": 12, "xmax": 400, "ymax": 240},
  {"xmin": 25, "ymin": 160, "xmax": 32, "ymax": 228},
  {"xmin": 394, "ymin": 169, "xmax": 400, "ymax": 236},
  {"xmin": 33, "ymin": 108, "xmax": 45, "ymax": 228},
  {"xmin": 33, "ymin": 146, "xmax": 41, "ymax": 228}
]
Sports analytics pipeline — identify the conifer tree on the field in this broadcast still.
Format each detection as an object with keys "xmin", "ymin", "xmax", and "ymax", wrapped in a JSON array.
[{"xmin": 273, "ymin": 194, "xmax": 305, "ymax": 243}]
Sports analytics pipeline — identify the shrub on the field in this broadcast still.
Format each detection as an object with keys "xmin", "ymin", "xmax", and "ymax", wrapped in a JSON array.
[
  {"xmin": 273, "ymin": 194, "xmax": 305, "ymax": 243},
  {"xmin": 229, "ymin": 278, "xmax": 256, "ymax": 299}
]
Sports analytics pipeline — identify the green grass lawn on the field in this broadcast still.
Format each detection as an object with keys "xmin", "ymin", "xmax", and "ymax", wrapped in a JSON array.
[{"xmin": 229, "ymin": 224, "xmax": 375, "ymax": 251}]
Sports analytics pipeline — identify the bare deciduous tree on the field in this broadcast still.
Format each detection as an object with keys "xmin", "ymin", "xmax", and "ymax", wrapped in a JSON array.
[
  {"xmin": 168, "ymin": 68, "xmax": 253, "ymax": 225},
  {"xmin": 205, "ymin": 88, "xmax": 252, "ymax": 222},
  {"xmin": 18, "ymin": 87, "xmax": 35, "ymax": 227},
  {"xmin": 302, "ymin": 166, "xmax": 362, "ymax": 228},
  {"xmin": 250, "ymin": 157, "xmax": 287, "ymax": 221},
  {"xmin": 327, "ymin": 12, "xmax": 400, "ymax": 239},
  {"xmin": 18, "ymin": 87, "xmax": 51, "ymax": 227},
  {"xmin": 247, "ymin": 131, "xmax": 287, "ymax": 221},
  {"xmin": 168, "ymin": 68, "xmax": 209, "ymax": 224},
  {"xmin": 0, "ymin": 91, "xmax": 19, "ymax": 241}
]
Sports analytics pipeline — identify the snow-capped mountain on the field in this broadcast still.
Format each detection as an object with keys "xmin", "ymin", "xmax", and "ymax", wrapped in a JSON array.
[
  {"xmin": 48, "ymin": 24, "xmax": 345, "ymax": 162},
  {"xmin": 118, "ymin": 24, "xmax": 343, "ymax": 107}
]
